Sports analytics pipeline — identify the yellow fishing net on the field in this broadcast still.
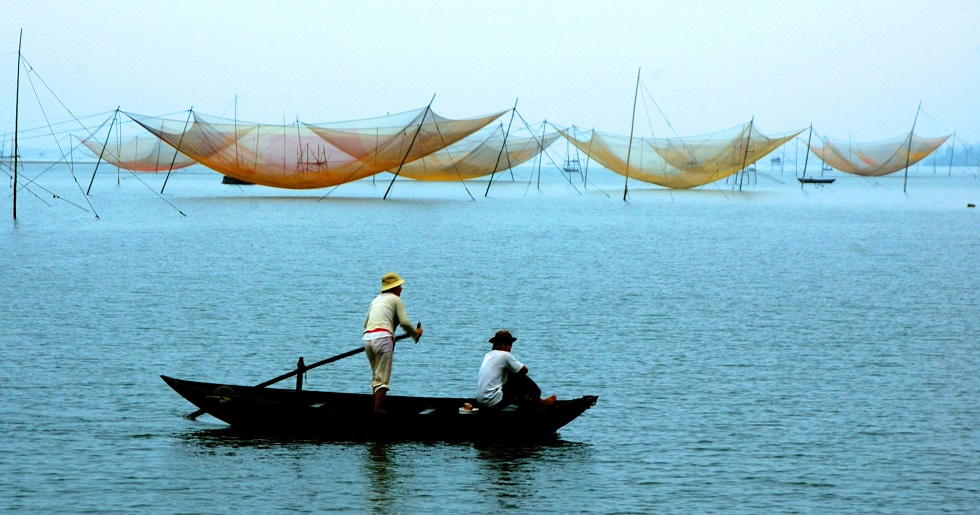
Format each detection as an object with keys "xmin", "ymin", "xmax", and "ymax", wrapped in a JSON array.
[
  {"xmin": 396, "ymin": 124, "xmax": 558, "ymax": 181},
  {"xmin": 559, "ymin": 122, "xmax": 801, "ymax": 189},
  {"xmin": 804, "ymin": 132, "xmax": 950, "ymax": 176}
]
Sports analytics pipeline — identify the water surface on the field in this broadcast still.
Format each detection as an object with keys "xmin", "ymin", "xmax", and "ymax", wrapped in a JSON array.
[{"xmin": 2, "ymin": 166, "xmax": 978, "ymax": 512}]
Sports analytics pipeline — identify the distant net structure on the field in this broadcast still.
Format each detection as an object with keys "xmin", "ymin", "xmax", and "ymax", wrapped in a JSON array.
[
  {"xmin": 396, "ymin": 124, "xmax": 558, "ymax": 181},
  {"xmin": 123, "ymin": 107, "xmax": 505, "ymax": 189},
  {"xmin": 804, "ymin": 131, "xmax": 950, "ymax": 177},
  {"xmin": 76, "ymin": 122, "xmax": 196, "ymax": 172},
  {"xmin": 557, "ymin": 121, "xmax": 801, "ymax": 189}
]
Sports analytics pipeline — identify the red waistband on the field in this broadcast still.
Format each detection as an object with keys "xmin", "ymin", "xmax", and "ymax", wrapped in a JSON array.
[{"xmin": 364, "ymin": 328, "xmax": 392, "ymax": 334}]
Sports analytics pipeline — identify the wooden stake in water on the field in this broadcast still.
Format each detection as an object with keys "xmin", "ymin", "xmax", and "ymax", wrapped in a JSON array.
[
  {"xmin": 624, "ymin": 68, "xmax": 641, "ymax": 202},
  {"xmin": 13, "ymin": 29, "xmax": 22, "ymax": 220},
  {"xmin": 800, "ymin": 124, "xmax": 813, "ymax": 189},
  {"xmin": 948, "ymin": 131, "xmax": 956, "ymax": 178},
  {"xmin": 903, "ymin": 101, "xmax": 922, "ymax": 193},
  {"xmin": 385, "ymin": 94, "xmax": 435, "ymax": 200},
  {"xmin": 485, "ymin": 98, "xmax": 518, "ymax": 197},
  {"xmin": 86, "ymin": 108, "xmax": 118, "ymax": 195},
  {"xmin": 738, "ymin": 117, "xmax": 754, "ymax": 192}
]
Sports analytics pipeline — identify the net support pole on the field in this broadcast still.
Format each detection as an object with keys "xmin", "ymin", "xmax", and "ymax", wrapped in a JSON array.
[
  {"xmin": 484, "ymin": 98, "xmax": 518, "ymax": 197},
  {"xmin": 801, "ymin": 124, "xmax": 813, "ymax": 189},
  {"xmin": 13, "ymin": 29, "xmax": 22, "ymax": 220},
  {"xmin": 624, "ymin": 68, "xmax": 641, "ymax": 201},
  {"xmin": 86, "ymin": 108, "xmax": 118, "ymax": 195},
  {"xmin": 161, "ymin": 108, "xmax": 194, "ymax": 194},
  {"xmin": 738, "ymin": 117, "xmax": 754, "ymax": 192},
  {"xmin": 947, "ymin": 131, "xmax": 956, "ymax": 177},
  {"xmin": 903, "ymin": 101, "xmax": 921, "ymax": 193},
  {"xmin": 384, "ymin": 94, "xmax": 435, "ymax": 200},
  {"xmin": 537, "ymin": 119, "xmax": 545, "ymax": 190},
  {"xmin": 584, "ymin": 127, "xmax": 595, "ymax": 188}
]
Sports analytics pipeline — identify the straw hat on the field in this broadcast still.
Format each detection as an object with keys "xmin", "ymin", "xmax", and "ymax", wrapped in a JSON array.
[
  {"xmin": 489, "ymin": 330, "xmax": 517, "ymax": 345},
  {"xmin": 381, "ymin": 271, "xmax": 405, "ymax": 292}
]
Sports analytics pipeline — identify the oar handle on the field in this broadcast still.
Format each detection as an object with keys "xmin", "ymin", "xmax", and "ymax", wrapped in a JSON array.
[{"xmin": 185, "ymin": 330, "xmax": 417, "ymax": 420}]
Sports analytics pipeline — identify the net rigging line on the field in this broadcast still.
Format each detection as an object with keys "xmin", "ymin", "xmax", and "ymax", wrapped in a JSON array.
[
  {"xmin": 22, "ymin": 57, "xmax": 99, "ymax": 217},
  {"xmin": 18, "ymin": 55, "xmax": 185, "ymax": 216}
]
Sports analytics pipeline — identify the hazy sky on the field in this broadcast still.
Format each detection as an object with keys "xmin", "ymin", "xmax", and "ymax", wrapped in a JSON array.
[{"xmin": 2, "ymin": 0, "xmax": 979, "ymax": 148}]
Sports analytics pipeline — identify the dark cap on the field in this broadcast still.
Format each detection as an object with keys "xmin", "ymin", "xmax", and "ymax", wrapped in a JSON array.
[{"xmin": 489, "ymin": 330, "xmax": 517, "ymax": 345}]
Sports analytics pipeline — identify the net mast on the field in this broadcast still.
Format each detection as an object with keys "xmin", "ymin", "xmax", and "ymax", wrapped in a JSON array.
[
  {"xmin": 13, "ymin": 30, "xmax": 22, "ymax": 220},
  {"xmin": 623, "ymin": 68, "xmax": 640, "ymax": 201},
  {"xmin": 903, "ymin": 101, "xmax": 921, "ymax": 193}
]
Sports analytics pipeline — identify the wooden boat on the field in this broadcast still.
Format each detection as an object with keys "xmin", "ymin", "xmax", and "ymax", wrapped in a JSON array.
[
  {"xmin": 221, "ymin": 175, "xmax": 253, "ymax": 185},
  {"xmin": 162, "ymin": 375, "xmax": 598, "ymax": 440},
  {"xmin": 797, "ymin": 177, "xmax": 836, "ymax": 184}
]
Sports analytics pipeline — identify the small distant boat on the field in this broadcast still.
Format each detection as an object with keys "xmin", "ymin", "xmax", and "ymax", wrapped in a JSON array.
[
  {"xmin": 162, "ymin": 375, "xmax": 598, "ymax": 441},
  {"xmin": 221, "ymin": 175, "xmax": 253, "ymax": 185},
  {"xmin": 563, "ymin": 157, "xmax": 582, "ymax": 176},
  {"xmin": 797, "ymin": 177, "xmax": 836, "ymax": 184}
]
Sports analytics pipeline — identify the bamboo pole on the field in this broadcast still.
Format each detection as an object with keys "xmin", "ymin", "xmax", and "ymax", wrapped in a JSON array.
[
  {"xmin": 384, "ymin": 94, "xmax": 435, "ymax": 200},
  {"xmin": 903, "ymin": 101, "xmax": 922, "ymax": 193},
  {"xmin": 13, "ymin": 30, "xmax": 22, "ymax": 220},
  {"xmin": 738, "ymin": 117, "xmax": 754, "ymax": 191},
  {"xmin": 485, "ymin": 99, "xmax": 518, "ymax": 197},
  {"xmin": 624, "ymin": 68, "xmax": 641, "ymax": 201},
  {"xmin": 948, "ymin": 131, "xmax": 956, "ymax": 177},
  {"xmin": 161, "ymin": 108, "xmax": 194, "ymax": 194},
  {"xmin": 800, "ymin": 124, "xmax": 813, "ymax": 189},
  {"xmin": 86, "ymin": 108, "xmax": 118, "ymax": 195}
]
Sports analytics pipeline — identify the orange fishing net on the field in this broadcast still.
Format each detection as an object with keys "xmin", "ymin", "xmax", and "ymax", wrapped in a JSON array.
[{"xmin": 126, "ymin": 107, "xmax": 504, "ymax": 188}]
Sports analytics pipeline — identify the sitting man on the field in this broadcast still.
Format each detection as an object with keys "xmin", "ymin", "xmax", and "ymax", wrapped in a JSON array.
[{"xmin": 476, "ymin": 330, "xmax": 556, "ymax": 410}]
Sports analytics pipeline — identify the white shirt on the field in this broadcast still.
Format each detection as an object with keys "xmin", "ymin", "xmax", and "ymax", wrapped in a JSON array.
[
  {"xmin": 476, "ymin": 350, "xmax": 525, "ymax": 407},
  {"xmin": 363, "ymin": 292, "xmax": 418, "ymax": 340}
]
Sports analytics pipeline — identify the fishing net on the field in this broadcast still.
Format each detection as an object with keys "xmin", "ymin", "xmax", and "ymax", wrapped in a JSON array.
[
  {"xmin": 804, "ymin": 132, "xmax": 950, "ymax": 177},
  {"xmin": 76, "ymin": 129, "xmax": 196, "ymax": 172},
  {"xmin": 126, "ymin": 107, "xmax": 504, "ymax": 189},
  {"xmin": 396, "ymin": 124, "xmax": 558, "ymax": 181},
  {"xmin": 559, "ymin": 122, "xmax": 801, "ymax": 189}
]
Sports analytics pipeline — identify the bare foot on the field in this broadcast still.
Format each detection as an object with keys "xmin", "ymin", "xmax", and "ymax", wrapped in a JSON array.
[{"xmin": 540, "ymin": 395, "xmax": 557, "ymax": 407}]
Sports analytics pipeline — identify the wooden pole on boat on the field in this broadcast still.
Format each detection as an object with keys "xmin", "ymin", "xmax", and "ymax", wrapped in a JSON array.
[
  {"xmin": 185, "ymin": 330, "xmax": 417, "ymax": 420},
  {"xmin": 484, "ymin": 99, "xmax": 518, "ymax": 197},
  {"xmin": 800, "ymin": 124, "xmax": 813, "ymax": 189},
  {"xmin": 903, "ymin": 101, "xmax": 922, "ymax": 193},
  {"xmin": 624, "ymin": 68, "xmax": 641, "ymax": 201},
  {"xmin": 161, "ymin": 108, "xmax": 194, "ymax": 194},
  {"xmin": 296, "ymin": 357, "xmax": 305, "ymax": 391},
  {"xmin": 13, "ymin": 30, "xmax": 22, "ymax": 220},
  {"xmin": 86, "ymin": 108, "xmax": 118, "ymax": 195},
  {"xmin": 384, "ymin": 94, "xmax": 435, "ymax": 200}
]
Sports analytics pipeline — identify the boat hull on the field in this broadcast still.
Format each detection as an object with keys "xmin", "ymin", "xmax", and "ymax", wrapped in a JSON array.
[{"xmin": 162, "ymin": 376, "xmax": 598, "ymax": 441}]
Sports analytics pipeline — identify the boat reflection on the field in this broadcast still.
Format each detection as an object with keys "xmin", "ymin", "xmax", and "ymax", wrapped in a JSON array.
[{"xmin": 178, "ymin": 427, "xmax": 593, "ymax": 512}]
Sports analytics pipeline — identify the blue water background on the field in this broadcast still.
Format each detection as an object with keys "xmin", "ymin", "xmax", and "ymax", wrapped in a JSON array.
[{"xmin": 1, "ymin": 165, "xmax": 978, "ymax": 513}]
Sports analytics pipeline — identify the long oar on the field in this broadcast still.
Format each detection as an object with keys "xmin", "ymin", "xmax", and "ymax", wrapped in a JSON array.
[{"xmin": 186, "ymin": 328, "xmax": 419, "ymax": 420}]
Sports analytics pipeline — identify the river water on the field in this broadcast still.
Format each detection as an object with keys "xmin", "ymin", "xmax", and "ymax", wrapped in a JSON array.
[{"xmin": 1, "ymin": 165, "xmax": 978, "ymax": 513}]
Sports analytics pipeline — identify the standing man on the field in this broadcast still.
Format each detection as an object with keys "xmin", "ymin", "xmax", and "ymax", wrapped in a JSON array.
[
  {"xmin": 476, "ymin": 330, "xmax": 556, "ymax": 410},
  {"xmin": 363, "ymin": 271, "xmax": 423, "ymax": 413}
]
